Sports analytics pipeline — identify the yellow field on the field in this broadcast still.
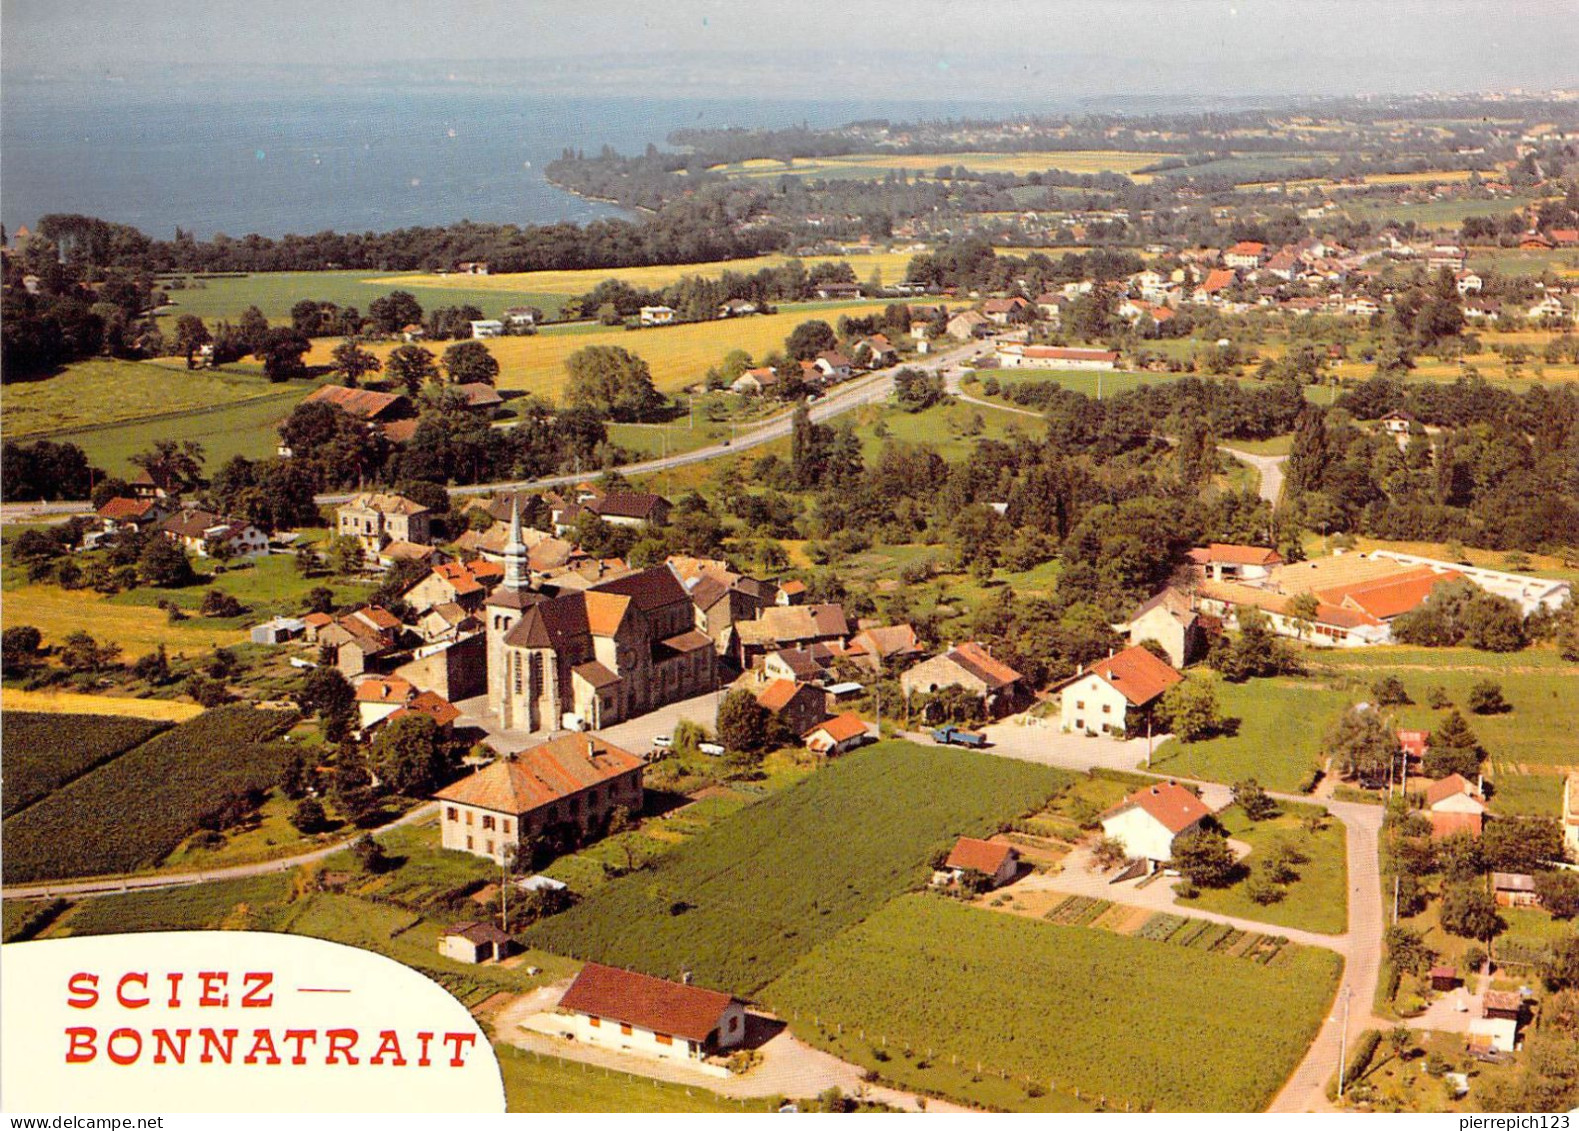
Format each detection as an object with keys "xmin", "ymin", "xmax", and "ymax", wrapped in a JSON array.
[
  {"xmin": 1259, "ymin": 330, "xmax": 1579, "ymax": 385},
  {"xmin": 378, "ymin": 252, "xmax": 923, "ymax": 298},
  {"xmin": 711, "ymin": 151, "xmax": 1166, "ymax": 181},
  {"xmin": 1361, "ymin": 170, "xmax": 1477, "ymax": 185},
  {"xmin": 306, "ymin": 302, "xmax": 893, "ymax": 400},
  {"xmin": 0, "ymin": 582, "xmax": 248, "ymax": 659},
  {"xmin": 0, "ymin": 687, "xmax": 204, "ymax": 722},
  {"xmin": 5, "ymin": 358, "xmax": 290, "ymax": 437}
]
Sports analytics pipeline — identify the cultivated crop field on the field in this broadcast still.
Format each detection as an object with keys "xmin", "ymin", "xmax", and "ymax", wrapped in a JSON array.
[
  {"xmin": 0, "ymin": 575, "xmax": 250, "ymax": 659},
  {"xmin": 155, "ymin": 271, "xmax": 567, "ymax": 326},
  {"xmin": 1, "ymin": 705, "xmax": 298, "ymax": 884},
  {"xmin": 763, "ymin": 895, "xmax": 1341, "ymax": 1113},
  {"xmin": 0, "ymin": 688, "xmax": 205, "ymax": 722},
  {"xmin": 711, "ymin": 151, "xmax": 1167, "ymax": 181},
  {"xmin": 303, "ymin": 302, "xmax": 893, "ymax": 401},
  {"xmin": 1, "ymin": 712, "xmax": 171, "ymax": 818},
  {"xmin": 526, "ymin": 741, "xmax": 1069, "ymax": 992}
]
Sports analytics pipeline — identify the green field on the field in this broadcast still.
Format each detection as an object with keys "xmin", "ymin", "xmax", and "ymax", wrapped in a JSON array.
[
  {"xmin": 763, "ymin": 895, "xmax": 1342, "ymax": 1112},
  {"xmin": 5, "ymin": 357, "xmax": 293, "ymax": 438},
  {"xmin": 1, "ymin": 712, "xmax": 171, "ymax": 817},
  {"xmin": 37, "ymin": 381, "xmax": 319, "ymax": 478},
  {"xmin": 526, "ymin": 741, "xmax": 1069, "ymax": 992},
  {"xmin": 48, "ymin": 873, "xmax": 298, "ymax": 935},
  {"xmin": 1, "ymin": 705, "xmax": 297, "ymax": 884},
  {"xmin": 157, "ymin": 271, "xmax": 571, "ymax": 326},
  {"xmin": 1150, "ymin": 673, "xmax": 1345, "ymax": 793},
  {"xmin": 498, "ymin": 1046, "xmax": 773, "ymax": 1113},
  {"xmin": 712, "ymin": 151, "xmax": 1167, "ymax": 182},
  {"xmin": 1187, "ymin": 801, "xmax": 1348, "ymax": 934}
]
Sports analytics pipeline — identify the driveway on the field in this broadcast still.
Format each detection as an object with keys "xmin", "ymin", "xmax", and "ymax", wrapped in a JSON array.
[
  {"xmin": 454, "ymin": 689, "xmax": 728, "ymax": 758},
  {"xmin": 1218, "ymin": 446, "xmax": 1288, "ymax": 508},
  {"xmin": 497, "ymin": 983, "xmax": 968, "ymax": 1111},
  {"xmin": 960, "ymin": 715, "xmax": 1162, "ymax": 776}
]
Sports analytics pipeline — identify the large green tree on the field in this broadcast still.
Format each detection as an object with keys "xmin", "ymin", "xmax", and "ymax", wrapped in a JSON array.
[
  {"xmin": 564, "ymin": 344, "xmax": 664, "ymax": 421},
  {"xmin": 442, "ymin": 339, "xmax": 500, "ymax": 385}
]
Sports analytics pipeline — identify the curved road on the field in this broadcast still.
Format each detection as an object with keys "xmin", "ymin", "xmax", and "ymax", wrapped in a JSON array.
[{"xmin": 1219, "ymin": 446, "xmax": 1289, "ymax": 508}]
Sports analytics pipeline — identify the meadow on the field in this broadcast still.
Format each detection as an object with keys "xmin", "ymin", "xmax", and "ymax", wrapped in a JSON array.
[
  {"xmin": 303, "ymin": 302, "xmax": 894, "ymax": 401},
  {"xmin": 762, "ymin": 894, "xmax": 1342, "ymax": 1112},
  {"xmin": 711, "ymin": 151, "xmax": 1167, "ymax": 181},
  {"xmin": 157, "ymin": 270, "xmax": 569, "ymax": 325},
  {"xmin": 1186, "ymin": 801, "xmax": 1349, "ymax": 935},
  {"xmin": 1, "ymin": 705, "xmax": 297, "ymax": 884},
  {"xmin": 498, "ymin": 1046, "xmax": 773, "ymax": 1114},
  {"xmin": 525, "ymin": 741, "xmax": 1069, "ymax": 993},
  {"xmin": 1, "ymin": 712, "xmax": 171, "ymax": 818},
  {"xmin": 5, "ymin": 357, "xmax": 295, "ymax": 438},
  {"xmin": 0, "ymin": 574, "xmax": 250, "ymax": 659}
]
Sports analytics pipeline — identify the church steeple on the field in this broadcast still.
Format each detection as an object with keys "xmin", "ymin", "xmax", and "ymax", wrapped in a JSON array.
[{"xmin": 503, "ymin": 496, "xmax": 528, "ymax": 591}]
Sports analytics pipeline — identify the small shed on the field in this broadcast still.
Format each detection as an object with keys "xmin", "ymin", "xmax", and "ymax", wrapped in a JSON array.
[
  {"xmin": 1492, "ymin": 872, "xmax": 1539, "ymax": 908},
  {"xmin": 439, "ymin": 921, "xmax": 514, "ymax": 965},
  {"xmin": 1467, "ymin": 1017, "xmax": 1518, "ymax": 1055},
  {"xmin": 1429, "ymin": 965, "xmax": 1460, "ymax": 992},
  {"xmin": 934, "ymin": 837, "xmax": 1019, "ymax": 890},
  {"xmin": 1483, "ymin": 990, "xmax": 1523, "ymax": 1022},
  {"xmin": 251, "ymin": 616, "xmax": 306, "ymax": 645}
]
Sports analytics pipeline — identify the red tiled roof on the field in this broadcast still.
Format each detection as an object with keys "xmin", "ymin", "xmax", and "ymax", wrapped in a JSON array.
[
  {"xmin": 1425, "ymin": 773, "xmax": 1484, "ymax": 808},
  {"xmin": 356, "ymin": 676, "xmax": 417, "ymax": 704},
  {"xmin": 391, "ymin": 690, "xmax": 461, "ymax": 728},
  {"xmin": 558, "ymin": 963, "xmax": 738, "ymax": 1044},
  {"xmin": 1201, "ymin": 268, "xmax": 1237, "ymax": 293},
  {"xmin": 1106, "ymin": 780, "xmax": 1211, "ymax": 835},
  {"xmin": 805, "ymin": 712, "xmax": 868, "ymax": 743},
  {"xmin": 756, "ymin": 678, "xmax": 806, "ymax": 713},
  {"xmin": 945, "ymin": 836, "xmax": 1015, "ymax": 874},
  {"xmin": 1083, "ymin": 646, "xmax": 1183, "ymax": 707},
  {"xmin": 433, "ymin": 734, "xmax": 642, "ymax": 815},
  {"xmin": 1015, "ymin": 346, "xmax": 1119, "ymax": 362},
  {"xmin": 1319, "ymin": 568, "xmax": 1460, "ymax": 621},
  {"xmin": 98, "ymin": 497, "xmax": 156, "ymax": 520}
]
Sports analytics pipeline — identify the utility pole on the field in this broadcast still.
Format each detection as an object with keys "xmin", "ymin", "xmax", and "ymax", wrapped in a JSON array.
[{"xmin": 1392, "ymin": 874, "xmax": 1400, "ymax": 925}]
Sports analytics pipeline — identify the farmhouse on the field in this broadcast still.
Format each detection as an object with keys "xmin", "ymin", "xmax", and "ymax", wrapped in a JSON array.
[
  {"xmin": 336, "ymin": 493, "xmax": 433, "ymax": 555},
  {"xmin": 250, "ymin": 616, "xmax": 306, "ymax": 645},
  {"xmin": 296, "ymin": 385, "xmax": 415, "ymax": 443},
  {"xmin": 555, "ymin": 963, "xmax": 746, "ymax": 1071},
  {"xmin": 981, "ymin": 296, "xmax": 1031, "ymax": 324},
  {"xmin": 844, "ymin": 623, "xmax": 923, "ymax": 672},
  {"xmin": 403, "ymin": 559, "xmax": 504, "ymax": 615},
  {"xmin": 1194, "ymin": 578, "xmax": 1391, "ymax": 647},
  {"xmin": 754, "ymin": 678, "xmax": 828, "ymax": 738},
  {"xmin": 731, "ymin": 366, "xmax": 779, "ymax": 394},
  {"xmin": 433, "ymin": 734, "xmax": 645, "ymax": 863},
  {"xmin": 900, "ymin": 641, "xmax": 1026, "ymax": 720},
  {"xmin": 159, "ymin": 509, "xmax": 270, "ymax": 558},
  {"xmin": 935, "ymin": 836, "xmax": 1019, "ymax": 889},
  {"xmin": 995, "ymin": 344, "xmax": 1119, "ymax": 370},
  {"xmin": 96, "ymin": 496, "xmax": 169, "ymax": 534},
  {"xmin": 1424, "ymin": 773, "xmax": 1488, "ymax": 839},
  {"xmin": 802, "ymin": 712, "xmax": 871, "ymax": 756},
  {"xmin": 469, "ymin": 319, "xmax": 504, "ymax": 339},
  {"xmin": 1113, "ymin": 587, "xmax": 1206, "ymax": 669},
  {"xmin": 1100, "ymin": 780, "xmax": 1213, "ymax": 872},
  {"xmin": 1056, "ymin": 645, "xmax": 1182, "ymax": 738},
  {"xmin": 639, "ymin": 305, "xmax": 676, "ymax": 325},
  {"xmin": 586, "ymin": 491, "xmax": 671, "ymax": 528},
  {"xmin": 946, "ymin": 310, "xmax": 990, "ymax": 340},
  {"xmin": 1224, "ymin": 241, "xmax": 1268, "ymax": 269}
]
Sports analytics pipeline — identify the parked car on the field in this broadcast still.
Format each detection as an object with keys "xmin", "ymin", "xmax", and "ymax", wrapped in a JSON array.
[
  {"xmin": 698, "ymin": 741, "xmax": 725, "ymax": 757},
  {"xmin": 651, "ymin": 734, "xmax": 673, "ymax": 749}
]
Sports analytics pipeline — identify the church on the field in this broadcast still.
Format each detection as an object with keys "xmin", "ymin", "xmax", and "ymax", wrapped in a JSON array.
[{"xmin": 484, "ymin": 501, "xmax": 717, "ymax": 732}]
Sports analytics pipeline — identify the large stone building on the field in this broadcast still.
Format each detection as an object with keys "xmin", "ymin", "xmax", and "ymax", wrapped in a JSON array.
[
  {"xmin": 484, "ymin": 501, "xmax": 715, "ymax": 732},
  {"xmin": 337, "ymin": 492, "xmax": 432, "ymax": 554},
  {"xmin": 433, "ymin": 733, "xmax": 645, "ymax": 863}
]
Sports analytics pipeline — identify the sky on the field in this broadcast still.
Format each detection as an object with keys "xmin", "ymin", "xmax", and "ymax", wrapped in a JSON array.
[{"xmin": 3, "ymin": 0, "xmax": 1576, "ymax": 102}]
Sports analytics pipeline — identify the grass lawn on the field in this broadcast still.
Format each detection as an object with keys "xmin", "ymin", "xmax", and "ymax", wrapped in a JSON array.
[
  {"xmin": 763, "ymin": 894, "xmax": 1342, "ymax": 1112},
  {"xmin": 981, "ymin": 368, "xmax": 1182, "ymax": 400},
  {"xmin": 39, "ymin": 382, "xmax": 319, "ymax": 477},
  {"xmin": 1310, "ymin": 646, "xmax": 1579, "ymax": 814},
  {"xmin": 0, "ymin": 576, "xmax": 249, "ymax": 659},
  {"xmin": 1223, "ymin": 434, "xmax": 1295, "ymax": 456},
  {"xmin": 159, "ymin": 788, "xmax": 345, "ymax": 870},
  {"xmin": 1150, "ymin": 672, "xmax": 1348, "ymax": 793},
  {"xmin": 526, "ymin": 741, "xmax": 1069, "ymax": 993},
  {"xmin": 303, "ymin": 302, "xmax": 894, "ymax": 403},
  {"xmin": 107, "ymin": 543, "xmax": 374, "ymax": 624},
  {"xmin": 5, "ymin": 358, "xmax": 299, "ymax": 438},
  {"xmin": 497, "ymin": 1045, "xmax": 773, "ymax": 1113},
  {"xmin": 857, "ymin": 398, "xmax": 1038, "ymax": 462},
  {"xmin": 1186, "ymin": 801, "xmax": 1348, "ymax": 935}
]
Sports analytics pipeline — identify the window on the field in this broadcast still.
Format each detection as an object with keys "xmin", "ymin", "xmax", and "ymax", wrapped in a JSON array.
[
  {"xmin": 466, "ymin": 836, "xmax": 474, "ymax": 850},
  {"xmin": 446, "ymin": 807, "xmax": 457, "ymax": 822},
  {"xmin": 728, "ymin": 1015, "xmax": 740, "ymax": 1033},
  {"xmin": 589, "ymin": 1016, "xmax": 600, "ymax": 1028},
  {"xmin": 1102, "ymin": 704, "xmax": 1111, "ymax": 714},
  {"xmin": 1076, "ymin": 700, "xmax": 1085, "ymax": 710},
  {"xmin": 620, "ymin": 1023, "xmax": 633, "ymax": 1036},
  {"xmin": 485, "ymin": 839, "xmax": 494, "ymax": 855},
  {"xmin": 482, "ymin": 815, "xmax": 495, "ymax": 831},
  {"xmin": 513, "ymin": 654, "xmax": 522, "ymax": 695},
  {"xmin": 465, "ymin": 811, "xmax": 474, "ymax": 826},
  {"xmin": 655, "ymin": 1033, "xmax": 673, "ymax": 1046},
  {"xmin": 502, "ymin": 819, "xmax": 512, "ymax": 835},
  {"xmin": 1075, "ymin": 718, "xmax": 1084, "ymax": 729}
]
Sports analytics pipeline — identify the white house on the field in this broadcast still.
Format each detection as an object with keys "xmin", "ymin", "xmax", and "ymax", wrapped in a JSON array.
[
  {"xmin": 640, "ymin": 305, "xmax": 676, "ymax": 325},
  {"xmin": 802, "ymin": 713, "xmax": 871, "ymax": 756},
  {"xmin": 1564, "ymin": 774, "xmax": 1579, "ymax": 859},
  {"xmin": 1057, "ymin": 645, "xmax": 1182, "ymax": 738},
  {"xmin": 555, "ymin": 963, "xmax": 746, "ymax": 1076},
  {"xmin": 1099, "ymin": 780, "xmax": 1213, "ymax": 872},
  {"xmin": 438, "ymin": 921, "xmax": 513, "ymax": 964},
  {"xmin": 1113, "ymin": 588, "xmax": 1204, "ymax": 669},
  {"xmin": 469, "ymin": 319, "xmax": 504, "ymax": 339},
  {"xmin": 1186, "ymin": 543, "xmax": 1283, "ymax": 583}
]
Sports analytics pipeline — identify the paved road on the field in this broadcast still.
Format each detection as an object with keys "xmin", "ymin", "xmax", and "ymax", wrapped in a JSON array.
[
  {"xmin": 0, "ymin": 801, "xmax": 438, "ymax": 901},
  {"xmin": 1219, "ymin": 446, "xmax": 1289, "ymax": 508}
]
